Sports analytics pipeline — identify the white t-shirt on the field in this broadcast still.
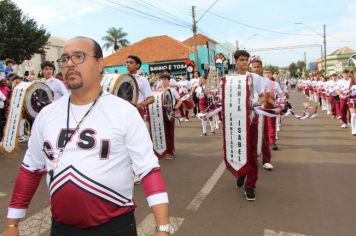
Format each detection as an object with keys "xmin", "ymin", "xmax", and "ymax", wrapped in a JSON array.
[
  {"xmin": 178, "ymin": 80, "xmax": 191, "ymax": 94},
  {"xmin": 350, "ymin": 85, "xmax": 356, "ymax": 96},
  {"xmin": 134, "ymin": 75, "xmax": 154, "ymax": 103},
  {"xmin": 43, "ymin": 77, "xmax": 68, "ymax": 101},
  {"xmin": 325, "ymin": 80, "xmax": 337, "ymax": 94},
  {"xmin": 18, "ymin": 92, "xmax": 165, "ymax": 220},
  {"xmin": 337, "ymin": 79, "xmax": 351, "ymax": 93},
  {"xmin": 190, "ymin": 78, "xmax": 200, "ymax": 88}
]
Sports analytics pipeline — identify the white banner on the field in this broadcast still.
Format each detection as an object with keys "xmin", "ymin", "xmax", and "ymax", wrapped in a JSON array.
[
  {"xmin": 2, "ymin": 82, "xmax": 32, "ymax": 153},
  {"xmin": 224, "ymin": 75, "xmax": 248, "ymax": 172},
  {"xmin": 148, "ymin": 91, "xmax": 167, "ymax": 157}
]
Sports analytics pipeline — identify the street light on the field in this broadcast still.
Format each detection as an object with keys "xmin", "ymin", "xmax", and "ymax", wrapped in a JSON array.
[{"xmin": 295, "ymin": 22, "xmax": 327, "ymax": 75}]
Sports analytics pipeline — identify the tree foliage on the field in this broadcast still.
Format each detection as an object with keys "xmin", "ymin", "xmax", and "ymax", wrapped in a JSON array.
[
  {"xmin": 0, "ymin": 0, "xmax": 50, "ymax": 64},
  {"xmin": 102, "ymin": 27, "xmax": 129, "ymax": 52},
  {"xmin": 289, "ymin": 60, "xmax": 306, "ymax": 77}
]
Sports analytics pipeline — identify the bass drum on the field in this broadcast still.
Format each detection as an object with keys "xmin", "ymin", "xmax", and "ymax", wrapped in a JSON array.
[
  {"xmin": 163, "ymin": 89, "xmax": 175, "ymax": 121},
  {"xmin": 25, "ymin": 82, "xmax": 54, "ymax": 120},
  {"xmin": 101, "ymin": 73, "xmax": 139, "ymax": 105}
]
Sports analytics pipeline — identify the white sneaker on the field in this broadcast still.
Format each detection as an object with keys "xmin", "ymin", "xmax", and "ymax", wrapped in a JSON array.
[
  {"xmin": 262, "ymin": 163, "xmax": 274, "ymax": 170},
  {"xmin": 327, "ymin": 111, "xmax": 331, "ymax": 115},
  {"xmin": 184, "ymin": 118, "xmax": 189, "ymax": 122},
  {"xmin": 341, "ymin": 124, "xmax": 347, "ymax": 128}
]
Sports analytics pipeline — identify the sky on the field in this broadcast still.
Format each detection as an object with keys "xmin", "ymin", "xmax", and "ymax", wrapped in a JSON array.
[{"xmin": 12, "ymin": 0, "xmax": 356, "ymax": 67}]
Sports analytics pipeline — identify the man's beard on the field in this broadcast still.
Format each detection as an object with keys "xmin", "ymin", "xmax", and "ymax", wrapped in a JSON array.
[{"xmin": 67, "ymin": 79, "xmax": 83, "ymax": 90}]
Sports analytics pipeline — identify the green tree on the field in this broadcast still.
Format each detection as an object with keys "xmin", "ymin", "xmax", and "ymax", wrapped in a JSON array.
[
  {"xmin": 0, "ymin": 0, "xmax": 50, "ymax": 63},
  {"xmin": 289, "ymin": 62, "xmax": 297, "ymax": 77},
  {"xmin": 102, "ymin": 27, "xmax": 130, "ymax": 52}
]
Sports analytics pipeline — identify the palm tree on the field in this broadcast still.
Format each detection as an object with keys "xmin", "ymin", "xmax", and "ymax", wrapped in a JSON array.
[{"xmin": 102, "ymin": 27, "xmax": 130, "ymax": 52}]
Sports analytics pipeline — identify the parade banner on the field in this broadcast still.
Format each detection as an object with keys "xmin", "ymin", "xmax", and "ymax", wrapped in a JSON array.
[
  {"xmin": 1, "ymin": 82, "xmax": 32, "ymax": 154},
  {"xmin": 222, "ymin": 75, "xmax": 251, "ymax": 178},
  {"xmin": 148, "ymin": 90, "xmax": 168, "ymax": 159}
]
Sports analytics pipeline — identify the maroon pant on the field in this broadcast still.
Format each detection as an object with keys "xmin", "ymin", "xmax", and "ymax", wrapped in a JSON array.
[
  {"xmin": 328, "ymin": 96, "xmax": 337, "ymax": 116},
  {"xmin": 261, "ymin": 117, "xmax": 271, "ymax": 164},
  {"xmin": 340, "ymin": 98, "xmax": 348, "ymax": 124},
  {"xmin": 245, "ymin": 116, "xmax": 259, "ymax": 189},
  {"xmin": 267, "ymin": 116, "xmax": 276, "ymax": 145},
  {"xmin": 165, "ymin": 119, "xmax": 175, "ymax": 155}
]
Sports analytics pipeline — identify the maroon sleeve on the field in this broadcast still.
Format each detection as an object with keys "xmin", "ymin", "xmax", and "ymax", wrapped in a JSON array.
[
  {"xmin": 9, "ymin": 167, "xmax": 45, "ymax": 209},
  {"xmin": 141, "ymin": 168, "xmax": 167, "ymax": 197}
]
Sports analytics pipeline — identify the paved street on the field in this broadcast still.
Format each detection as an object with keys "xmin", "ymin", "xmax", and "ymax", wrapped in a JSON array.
[{"xmin": 1, "ymin": 90, "xmax": 356, "ymax": 236}]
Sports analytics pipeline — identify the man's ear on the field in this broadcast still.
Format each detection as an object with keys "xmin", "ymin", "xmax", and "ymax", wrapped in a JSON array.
[{"xmin": 98, "ymin": 58, "xmax": 104, "ymax": 76}]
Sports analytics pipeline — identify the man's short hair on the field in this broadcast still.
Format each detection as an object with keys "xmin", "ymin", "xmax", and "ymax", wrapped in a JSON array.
[
  {"xmin": 73, "ymin": 36, "xmax": 103, "ymax": 59},
  {"xmin": 342, "ymin": 69, "xmax": 350, "ymax": 74},
  {"xmin": 264, "ymin": 67, "xmax": 272, "ymax": 72},
  {"xmin": 233, "ymin": 50, "xmax": 250, "ymax": 60},
  {"xmin": 163, "ymin": 69, "xmax": 171, "ymax": 74},
  {"xmin": 127, "ymin": 55, "xmax": 142, "ymax": 69},
  {"xmin": 160, "ymin": 74, "xmax": 170, "ymax": 80},
  {"xmin": 5, "ymin": 59, "xmax": 15, "ymax": 66},
  {"xmin": 41, "ymin": 61, "xmax": 55, "ymax": 70}
]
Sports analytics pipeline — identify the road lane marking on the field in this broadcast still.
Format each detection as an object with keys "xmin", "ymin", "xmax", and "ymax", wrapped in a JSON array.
[
  {"xmin": 19, "ymin": 206, "xmax": 51, "ymax": 236},
  {"xmin": 0, "ymin": 192, "xmax": 7, "ymax": 198},
  {"xmin": 186, "ymin": 161, "xmax": 225, "ymax": 212},
  {"xmin": 137, "ymin": 213, "xmax": 184, "ymax": 236},
  {"xmin": 264, "ymin": 229, "xmax": 307, "ymax": 236}
]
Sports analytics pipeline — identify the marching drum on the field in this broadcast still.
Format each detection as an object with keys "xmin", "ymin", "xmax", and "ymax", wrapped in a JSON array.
[
  {"xmin": 101, "ymin": 73, "xmax": 139, "ymax": 105},
  {"xmin": 180, "ymin": 93, "xmax": 195, "ymax": 110},
  {"xmin": 163, "ymin": 89, "xmax": 175, "ymax": 121},
  {"xmin": 25, "ymin": 82, "xmax": 54, "ymax": 120}
]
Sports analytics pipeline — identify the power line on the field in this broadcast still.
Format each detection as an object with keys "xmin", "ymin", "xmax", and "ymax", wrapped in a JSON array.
[
  {"xmin": 125, "ymin": 0, "xmax": 191, "ymax": 27},
  {"xmin": 100, "ymin": 0, "xmax": 192, "ymax": 30},
  {"xmin": 247, "ymin": 44, "xmax": 321, "ymax": 52},
  {"xmin": 196, "ymin": 7, "xmax": 315, "ymax": 37}
]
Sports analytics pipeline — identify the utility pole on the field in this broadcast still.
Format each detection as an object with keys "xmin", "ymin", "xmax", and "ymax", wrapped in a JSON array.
[
  {"xmin": 323, "ymin": 24, "xmax": 327, "ymax": 75},
  {"xmin": 192, "ymin": 6, "xmax": 198, "ymax": 72},
  {"xmin": 236, "ymin": 40, "xmax": 239, "ymax": 50}
]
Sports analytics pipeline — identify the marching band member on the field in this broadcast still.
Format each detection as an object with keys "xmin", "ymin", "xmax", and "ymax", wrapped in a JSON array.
[
  {"xmin": 40, "ymin": 61, "xmax": 69, "ymax": 101},
  {"xmin": 231, "ymin": 50, "xmax": 273, "ymax": 201},
  {"xmin": 159, "ymin": 74, "xmax": 183, "ymax": 159},
  {"xmin": 264, "ymin": 68, "xmax": 285, "ymax": 151},
  {"xmin": 4, "ymin": 37, "xmax": 172, "ymax": 236},
  {"xmin": 326, "ymin": 73, "xmax": 339, "ymax": 118},
  {"xmin": 348, "ymin": 71, "xmax": 356, "ymax": 135},
  {"xmin": 337, "ymin": 69, "xmax": 351, "ymax": 128},
  {"xmin": 251, "ymin": 58, "xmax": 273, "ymax": 170},
  {"xmin": 177, "ymin": 74, "xmax": 192, "ymax": 122},
  {"xmin": 191, "ymin": 71, "xmax": 201, "ymax": 117},
  {"xmin": 126, "ymin": 55, "xmax": 155, "ymax": 122},
  {"xmin": 195, "ymin": 76, "xmax": 215, "ymax": 136},
  {"xmin": 126, "ymin": 55, "xmax": 155, "ymax": 184}
]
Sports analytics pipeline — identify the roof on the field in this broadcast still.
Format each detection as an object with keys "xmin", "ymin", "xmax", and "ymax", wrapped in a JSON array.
[
  {"xmin": 183, "ymin": 33, "xmax": 219, "ymax": 47},
  {"xmin": 329, "ymin": 47, "xmax": 356, "ymax": 55},
  {"xmin": 103, "ymin": 35, "xmax": 194, "ymax": 67}
]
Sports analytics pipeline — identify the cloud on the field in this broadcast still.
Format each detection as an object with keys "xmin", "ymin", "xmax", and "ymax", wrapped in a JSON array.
[{"xmin": 13, "ymin": 0, "xmax": 103, "ymax": 26}]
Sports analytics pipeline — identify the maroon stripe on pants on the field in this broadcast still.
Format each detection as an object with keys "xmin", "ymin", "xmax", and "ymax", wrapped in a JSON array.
[
  {"xmin": 267, "ymin": 116, "xmax": 276, "ymax": 145},
  {"xmin": 261, "ymin": 116, "xmax": 271, "ymax": 164},
  {"xmin": 245, "ymin": 116, "xmax": 259, "ymax": 189},
  {"xmin": 328, "ymin": 96, "xmax": 336, "ymax": 116},
  {"xmin": 340, "ymin": 98, "xmax": 348, "ymax": 124}
]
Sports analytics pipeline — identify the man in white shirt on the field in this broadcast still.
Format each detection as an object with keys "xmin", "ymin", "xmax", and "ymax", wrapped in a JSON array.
[
  {"xmin": 337, "ymin": 69, "xmax": 351, "ymax": 128},
  {"xmin": 3, "ymin": 37, "xmax": 172, "ymax": 236},
  {"xmin": 326, "ymin": 73, "xmax": 338, "ymax": 118},
  {"xmin": 40, "ymin": 61, "xmax": 69, "ymax": 101},
  {"xmin": 126, "ymin": 55, "xmax": 154, "ymax": 118},
  {"xmin": 227, "ymin": 50, "xmax": 273, "ymax": 201},
  {"xmin": 190, "ymin": 71, "xmax": 201, "ymax": 116}
]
